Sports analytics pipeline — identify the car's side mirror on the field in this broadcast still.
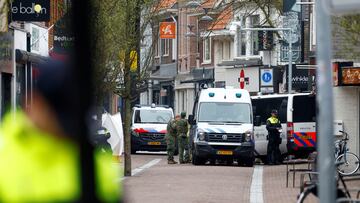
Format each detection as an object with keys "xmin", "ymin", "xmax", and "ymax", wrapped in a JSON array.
[
  {"xmin": 188, "ymin": 115, "xmax": 195, "ymax": 125},
  {"xmin": 254, "ymin": 115, "xmax": 261, "ymax": 126}
]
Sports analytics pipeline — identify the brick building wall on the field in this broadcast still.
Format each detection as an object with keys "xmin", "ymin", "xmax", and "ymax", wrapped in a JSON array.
[
  {"xmin": 46, "ymin": 0, "xmax": 66, "ymax": 51},
  {"xmin": 332, "ymin": 17, "xmax": 360, "ymax": 63}
]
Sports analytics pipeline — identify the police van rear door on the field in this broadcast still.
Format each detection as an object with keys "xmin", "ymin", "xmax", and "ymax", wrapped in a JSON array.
[
  {"xmin": 291, "ymin": 95, "xmax": 316, "ymax": 149},
  {"xmin": 252, "ymin": 96, "xmax": 288, "ymax": 156}
]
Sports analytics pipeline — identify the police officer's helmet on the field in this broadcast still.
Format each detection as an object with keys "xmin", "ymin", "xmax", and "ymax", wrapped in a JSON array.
[{"xmin": 271, "ymin": 109, "xmax": 278, "ymax": 115}]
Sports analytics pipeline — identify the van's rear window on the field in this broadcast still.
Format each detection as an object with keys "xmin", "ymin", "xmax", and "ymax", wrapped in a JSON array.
[{"xmin": 293, "ymin": 95, "xmax": 316, "ymax": 122}]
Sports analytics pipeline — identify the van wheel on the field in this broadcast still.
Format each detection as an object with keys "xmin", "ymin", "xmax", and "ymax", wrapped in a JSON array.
[
  {"xmin": 192, "ymin": 154, "xmax": 206, "ymax": 165},
  {"xmin": 260, "ymin": 156, "xmax": 268, "ymax": 165},
  {"xmin": 245, "ymin": 160, "xmax": 254, "ymax": 167},
  {"xmin": 131, "ymin": 148, "xmax": 136, "ymax": 154},
  {"xmin": 238, "ymin": 159, "xmax": 254, "ymax": 167},
  {"xmin": 226, "ymin": 159, "xmax": 233, "ymax": 166}
]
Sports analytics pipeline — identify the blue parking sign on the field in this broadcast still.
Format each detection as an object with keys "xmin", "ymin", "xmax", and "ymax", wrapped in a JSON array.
[
  {"xmin": 260, "ymin": 69, "xmax": 273, "ymax": 87},
  {"xmin": 262, "ymin": 72, "xmax": 272, "ymax": 83}
]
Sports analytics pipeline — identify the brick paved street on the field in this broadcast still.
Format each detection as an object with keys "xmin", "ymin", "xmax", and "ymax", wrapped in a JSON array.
[{"xmin": 123, "ymin": 154, "xmax": 323, "ymax": 203}]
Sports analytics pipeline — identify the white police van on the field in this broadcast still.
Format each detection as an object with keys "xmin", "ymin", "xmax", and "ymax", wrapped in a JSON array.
[
  {"xmin": 251, "ymin": 93, "xmax": 317, "ymax": 160},
  {"xmin": 131, "ymin": 104, "xmax": 174, "ymax": 154},
  {"xmin": 188, "ymin": 87, "xmax": 255, "ymax": 166}
]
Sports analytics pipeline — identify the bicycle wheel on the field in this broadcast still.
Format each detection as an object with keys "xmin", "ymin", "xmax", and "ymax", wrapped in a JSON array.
[
  {"xmin": 297, "ymin": 184, "xmax": 317, "ymax": 203},
  {"xmin": 336, "ymin": 152, "xmax": 360, "ymax": 175}
]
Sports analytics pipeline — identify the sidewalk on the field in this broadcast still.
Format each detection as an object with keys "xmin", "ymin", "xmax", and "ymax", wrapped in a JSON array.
[{"xmin": 263, "ymin": 164, "xmax": 317, "ymax": 203}]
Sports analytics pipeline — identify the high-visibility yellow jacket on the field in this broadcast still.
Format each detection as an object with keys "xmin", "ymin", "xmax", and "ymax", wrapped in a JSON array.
[{"xmin": 0, "ymin": 110, "xmax": 121, "ymax": 202}]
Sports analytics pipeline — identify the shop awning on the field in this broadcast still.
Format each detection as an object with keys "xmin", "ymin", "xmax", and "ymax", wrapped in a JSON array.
[{"xmin": 15, "ymin": 49, "xmax": 49, "ymax": 64}]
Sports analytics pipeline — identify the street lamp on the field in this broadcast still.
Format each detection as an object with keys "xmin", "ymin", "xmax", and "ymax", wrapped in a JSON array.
[
  {"xmin": 185, "ymin": 25, "xmax": 196, "ymax": 37},
  {"xmin": 185, "ymin": 1, "xmax": 201, "ymax": 9},
  {"xmin": 200, "ymin": 8, "xmax": 213, "ymax": 22}
]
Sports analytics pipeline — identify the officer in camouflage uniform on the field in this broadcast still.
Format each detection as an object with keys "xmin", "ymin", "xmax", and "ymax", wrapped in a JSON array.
[
  {"xmin": 166, "ymin": 115, "xmax": 180, "ymax": 164},
  {"xmin": 177, "ymin": 112, "xmax": 190, "ymax": 164}
]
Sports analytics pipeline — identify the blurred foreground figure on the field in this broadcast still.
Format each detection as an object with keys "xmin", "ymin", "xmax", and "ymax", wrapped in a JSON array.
[{"xmin": 0, "ymin": 60, "xmax": 121, "ymax": 202}]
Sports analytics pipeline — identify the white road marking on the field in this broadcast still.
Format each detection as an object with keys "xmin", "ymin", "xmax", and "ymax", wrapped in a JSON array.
[
  {"xmin": 136, "ymin": 151, "xmax": 167, "ymax": 155},
  {"xmin": 250, "ymin": 165, "xmax": 264, "ymax": 203},
  {"xmin": 131, "ymin": 158, "xmax": 162, "ymax": 176},
  {"xmin": 118, "ymin": 158, "xmax": 162, "ymax": 182}
]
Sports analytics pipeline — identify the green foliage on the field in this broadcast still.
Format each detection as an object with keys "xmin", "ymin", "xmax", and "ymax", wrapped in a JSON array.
[
  {"xmin": 90, "ymin": 0, "xmax": 157, "ymax": 104},
  {"xmin": 333, "ymin": 14, "xmax": 360, "ymax": 60}
]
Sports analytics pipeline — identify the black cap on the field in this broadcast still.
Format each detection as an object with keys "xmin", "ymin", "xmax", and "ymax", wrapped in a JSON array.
[
  {"xmin": 271, "ymin": 109, "xmax": 278, "ymax": 114},
  {"xmin": 35, "ymin": 59, "xmax": 79, "ymax": 138}
]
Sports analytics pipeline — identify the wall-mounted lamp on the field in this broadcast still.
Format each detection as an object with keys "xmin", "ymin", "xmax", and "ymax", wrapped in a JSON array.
[
  {"xmin": 185, "ymin": 1, "xmax": 201, "ymax": 9},
  {"xmin": 185, "ymin": 25, "xmax": 196, "ymax": 37},
  {"xmin": 200, "ymin": 8, "xmax": 213, "ymax": 22}
]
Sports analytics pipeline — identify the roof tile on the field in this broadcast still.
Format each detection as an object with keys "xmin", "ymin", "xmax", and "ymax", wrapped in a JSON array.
[{"xmin": 208, "ymin": 5, "xmax": 233, "ymax": 30}]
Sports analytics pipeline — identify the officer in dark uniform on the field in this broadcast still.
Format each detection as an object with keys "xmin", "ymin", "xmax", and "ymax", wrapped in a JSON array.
[{"xmin": 266, "ymin": 109, "xmax": 282, "ymax": 165}]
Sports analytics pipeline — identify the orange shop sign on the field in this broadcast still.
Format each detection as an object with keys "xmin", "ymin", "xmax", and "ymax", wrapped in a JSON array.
[
  {"xmin": 342, "ymin": 67, "xmax": 360, "ymax": 85},
  {"xmin": 159, "ymin": 22, "xmax": 176, "ymax": 39}
]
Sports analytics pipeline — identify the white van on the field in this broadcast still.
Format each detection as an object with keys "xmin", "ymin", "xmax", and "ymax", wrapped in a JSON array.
[
  {"xmin": 131, "ymin": 104, "xmax": 174, "ymax": 154},
  {"xmin": 251, "ymin": 93, "xmax": 317, "ymax": 159},
  {"xmin": 188, "ymin": 87, "xmax": 255, "ymax": 166}
]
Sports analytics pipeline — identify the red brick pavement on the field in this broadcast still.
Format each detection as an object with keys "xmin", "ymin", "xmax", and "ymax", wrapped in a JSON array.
[{"xmin": 263, "ymin": 164, "xmax": 317, "ymax": 203}]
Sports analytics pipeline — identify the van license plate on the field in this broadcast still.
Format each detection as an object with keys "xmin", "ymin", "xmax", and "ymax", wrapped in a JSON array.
[
  {"xmin": 300, "ymin": 135, "xmax": 312, "ymax": 139},
  {"xmin": 148, "ymin": 142, "xmax": 161, "ymax": 145},
  {"xmin": 217, "ymin": 150, "xmax": 233, "ymax": 155}
]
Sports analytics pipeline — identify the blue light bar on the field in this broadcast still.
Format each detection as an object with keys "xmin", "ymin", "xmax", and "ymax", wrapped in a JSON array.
[
  {"xmin": 209, "ymin": 92, "xmax": 215, "ymax": 97},
  {"xmin": 235, "ymin": 93, "xmax": 242, "ymax": 98}
]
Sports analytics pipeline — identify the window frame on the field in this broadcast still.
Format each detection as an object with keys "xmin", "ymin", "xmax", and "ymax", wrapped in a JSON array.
[
  {"xmin": 222, "ymin": 41, "xmax": 231, "ymax": 60},
  {"xmin": 203, "ymin": 37, "xmax": 211, "ymax": 64},
  {"xmin": 163, "ymin": 39, "xmax": 170, "ymax": 56},
  {"xmin": 31, "ymin": 27, "xmax": 40, "ymax": 52}
]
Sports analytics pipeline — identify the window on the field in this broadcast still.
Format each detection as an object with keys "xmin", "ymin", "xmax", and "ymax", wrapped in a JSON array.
[
  {"xmin": 250, "ymin": 15, "xmax": 260, "ymax": 55},
  {"xmin": 252, "ymin": 97, "xmax": 288, "ymax": 125},
  {"xmin": 222, "ymin": 41, "xmax": 231, "ymax": 60},
  {"xmin": 155, "ymin": 39, "xmax": 160, "ymax": 57},
  {"xmin": 203, "ymin": 37, "xmax": 211, "ymax": 63},
  {"xmin": 162, "ymin": 39, "xmax": 170, "ymax": 56},
  {"xmin": 198, "ymin": 102, "xmax": 251, "ymax": 123},
  {"xmin": 31, "ymin": 27, "xmax": 39, "ymax": 51},
  {"xmin": 293, "ymin": 95, "xmax": 316, "ymax": 122},
  {"xmin": 181, "ymin": 90, "xmax": 185, "ymax": 111},
  {"xmin": 134, "ymin": 109, "xmax": 172, "ymax": 124},
  {"xmin": 240, "ymin": 19, "xmax": 246, "ymax": 56},
  {"xmin": 239, "ymin": 15, "xmax": 260, "ymax": 56}
]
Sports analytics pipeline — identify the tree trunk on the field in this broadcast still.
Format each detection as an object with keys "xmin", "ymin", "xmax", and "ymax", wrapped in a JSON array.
[
  {"xmin": 123, "ymin": 44, "xmax": 133, "ymax": 176},
  {"xmin": 124, "ymin": 95, "xmax": 132, "ymax": 176}
]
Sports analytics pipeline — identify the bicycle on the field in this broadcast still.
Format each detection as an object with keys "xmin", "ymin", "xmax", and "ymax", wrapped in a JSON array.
[
  {"xmin": 336, "ymin": 131, "xmax": 360, "ymax": 176},
  {"xmin": 296, "ymin": 162, "xmax": 355, "ymax": 203}
]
